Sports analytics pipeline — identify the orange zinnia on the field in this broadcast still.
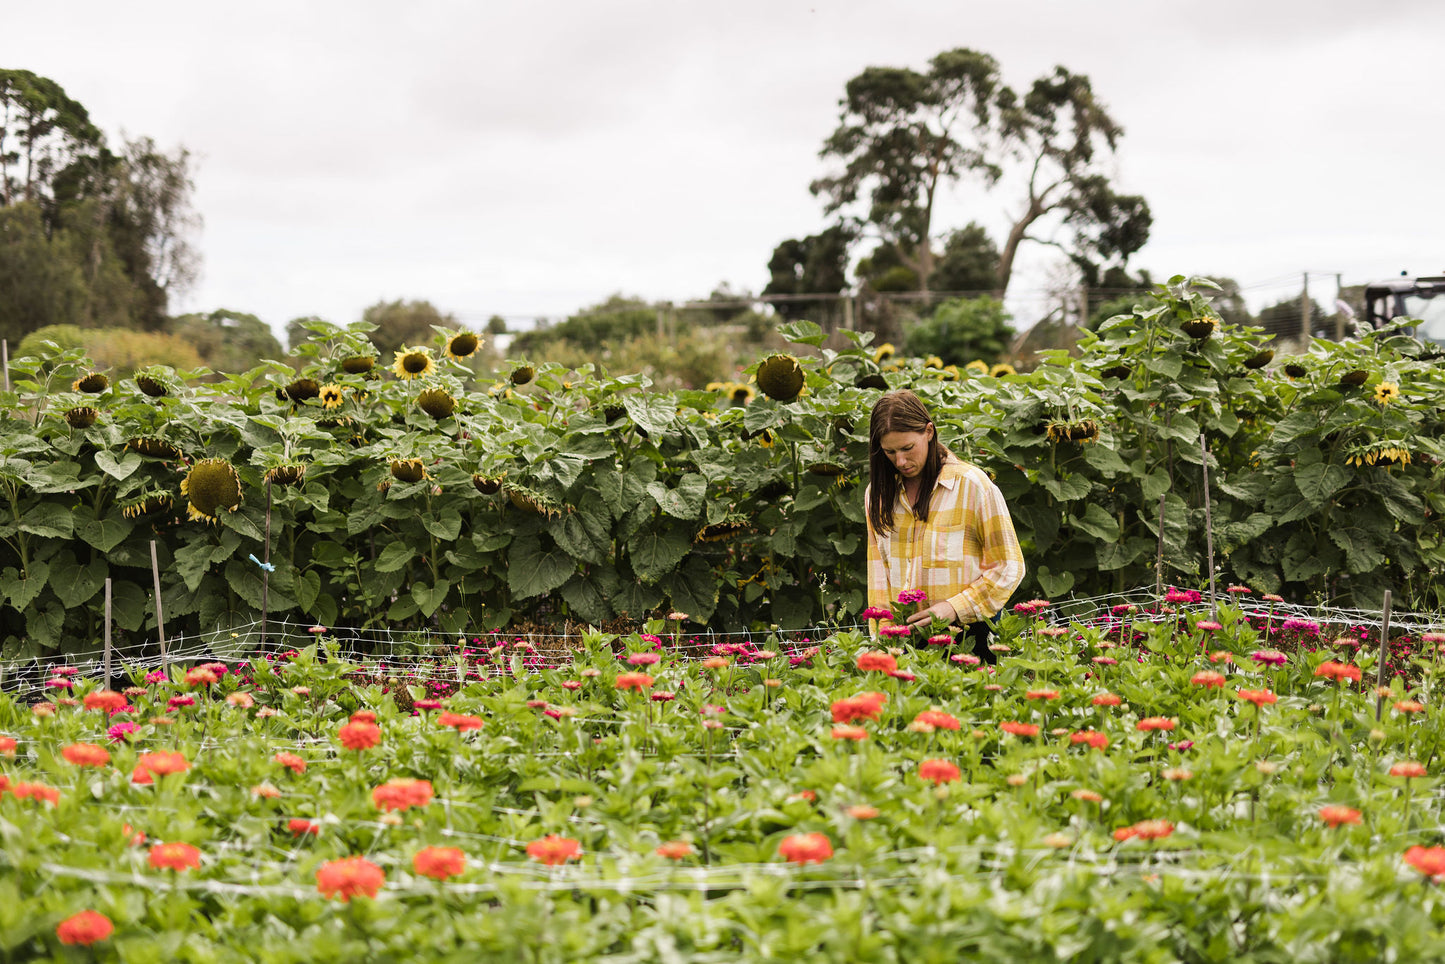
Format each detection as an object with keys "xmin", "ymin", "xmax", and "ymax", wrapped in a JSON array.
[
  {"xmin": 913, "ymin": 710, "xmax": 960, "ymax": 731},
  {"xmin": 1390, "ymin": 761, "xmax": 1428, "ymax": 778},
  {"xmin": 372, "ymin": 778, "xmax": 434, "ymax": 812},
  {"xmin": 831, "ymin": 724, "xmax": 869, "ymax": 741},
  {"xmin": 1395, "ymin": 700, "xmax": 1426, "ymax": 714},
  {"xmin": 1025, "ymin": 689, "xmax": 1060, "ymax": 701},
  {"xmin": 148, "ymin": 841, "xmax": 201, "ymax": 872},
  {"xmin": 316, "ymin": 856, "xmax": 386, "ymax": 901},
  {"xmin": 413, "ymin": 846, "xmax": 467, "ymax": 880},
  {"xmin": 1190, "ymin": 671, "xmax": 1226, "ymax": 688},
  {"xmin": 1314, "ymin": 662, "xmax": 1362, "ymax": 682},
  {"xmin": 61, "ymin": 742, "xmax": 110, "ymax": 767},
  {"xmin": 855, "ymin": 651, "xmax": 898, "ymax": 673},
  {"xmin": 288, "ymin": 818, "xmax": 320, "ymax": 836},
  {"xmin": 777, "ymin": 832, "xmax": 833, "ymax": 865},
  {"xmin": 614, "ymin": 672, "xmax": 655, "ymax": 691},
  {"xmin": 274, "ymin": 752, "xmax": 307, "ymax": 773},
  {"xmin": 1000, "ymin": 721, "xmax": 1040, "ymax": 737},
  {"xmin": 1319, "ymin": 805, "xmax": 1362, "ymax": 827},
  {"xmin": 1070, "ymin": 730, "xmax": 1109, "ymax": 749},
  {"xmin": 1091, "ymin": 693, "xmax": 1122, "ymax": 706},
  {"xmin": 82, "ymin": 690, "xmax": 129, "ymax": 713},
  {"xmin": 830, "ymin": 692, "xmax": 887, "ymax": 724},
  {"xmin": 337, "ymin": 720, "xmax": 381, "ymax": 749},
  {"xmin": 437, "ymin": 712, "xmax": 484, "ymax": 731},
  {"xmin": 136, "ymin": 751, "xmax": 190, "ymax": 776},
  {"xmin": 655, "ymin": 840, "xmax": 694, "ymax": 860},
  {"xmin": 55, "ymin": 910, "xmax": 113, "ymax": 946},
  {"xmin": 1136, "ymin": 717, "xmax": 1176, "ymax": 731},
  {"xmin": 918, "ymin": 759, "xmax": 962, "ymax": 785},
  {"xmin": 12, "ymin": 781, "xmax": 60, "ymax": 805},
  {"xmin": 526, "ymin": 834, "xmax": 582, "ymax": 866},
  {"xmin": 1404, "ymin": 845, "xmax": 1445, "ymax": 880},
  {"xmin": 1237, "ymin": 689, "xmax": 1277, "ymax": 707}
]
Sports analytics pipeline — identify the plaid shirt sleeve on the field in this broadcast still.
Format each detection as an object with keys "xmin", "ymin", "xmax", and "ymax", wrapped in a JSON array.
[{"xmin": 942, "ymin": 467, "xmax": 1026, "ymax": 623}]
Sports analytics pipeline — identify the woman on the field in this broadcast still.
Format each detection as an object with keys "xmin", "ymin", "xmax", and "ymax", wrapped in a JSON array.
[{"xmin": 865, "ymin": 389, "xmax": 1025, "ymax": 658}]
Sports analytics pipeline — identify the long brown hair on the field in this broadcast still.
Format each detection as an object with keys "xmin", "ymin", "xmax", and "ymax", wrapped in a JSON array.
[{"xmin": 868, "ymin": 389, "xmax": 949, "ymax": 534}]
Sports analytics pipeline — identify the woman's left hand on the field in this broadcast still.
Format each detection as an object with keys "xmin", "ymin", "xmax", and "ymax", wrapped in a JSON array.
[{"xmin": 905, "ymin": 601, "xmax": 957, "ymax": 628}]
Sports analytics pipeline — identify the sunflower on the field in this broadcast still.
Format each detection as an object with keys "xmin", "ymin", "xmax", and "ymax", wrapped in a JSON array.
[
  {"xmin": 319, "ymin": 384, "xmax": 345, "ymax": 409},
  {"xmin": 1374, "ymin": 381, "xmax": 1400, "ymax": 405},
  {"xmin": 873, "ymin": 343, "xmax": 896, "ymax": 364},
  {"xmin": 756, "ymin": 354, "xmax": 804, "ymax": 402},
  {"xmin": 64, "ymin": 406, "xmax": 99, "ymax": 429},
  {"xmin": 126, "ymin": 436, "xmax": 184, "ymax": 461},
  {"xmin": 121, "ymin": 491, "xmax": 174, "ymax": 520},
  {"xmin": 1100, "ymin": 364, "xmax": 1131, "ymax": 380},
  {"xmin": 1338, "ymin": 369, "xmax": 1368, "ymax": 388},
  {"xmin": 264, "ymin": 464, "xmax": 307, "ymax": 487},
  {"xmin": 284, "ymin": 378, "xmax": 320, "ymax": 402},
  {"xmin": 445, "ymin": 331, "xmax": 481, "ymax": 361},
  {"xmin": 389, "ymin": 459, "xmax": 428, "ymax": 484},
  {"xmin": 924, "ymin": 355, "xmax": 943, "ymax": 369},
  {"xmin": 72, "ymin": 372, "xmax": 109, "ymax": 393},
  {"xmin": 505, "ymin": 484, "xmax": 561, "ymax": 518},
  {"xmin": 1180, "ymin": 316, "xmax": 1217, "ymax": 339},
  {"xmin": 942, "ymin": 365, "xmax": 961, "ymax": 381},
  {"xmin": 1283, "ymin": 363, "xmax": 1307, "ymax": 379},
  {"xmin": 510, "ymin": 365, "xmax": 535, "ymax": 386},
  {"xmin": 181, "ymin": 459, "xmax": 243, "ymax": 524},
  {"xmin": 695, "ymin": 518, "xmax": 747, "ymax": 543},
  {"xmin": 341, "ymin": 355, "xmax": 376, "ymax": 374},
  {"xmin": 135, "ymin": 373, "xmax": 169, "ymax": 397},
  {"xmin": 417, "ymin": 387, "xmax": 457, "ymax": 419},
  {"xmin": 1243, "ymin": 350, "xmax": 1275, "ymax": 370},
  {"xmin": 965, "ymin": 360, "xmax": 989, "ymax": 374},
  {"xmin": 990, "ymin": 363, "xmax": 1016, "ymax": 378},
  {"xmin": 855, "ymin": 372, "xmax": 888, "ymax": 391},
  {"xmin": 1347, "ymin": 444, "xmax": 1412, "ymax": 468},
  {"xmin": 729, "ymin": 383, "xmax": 755, "ymax": 406},
  {"xmin": 806, "ymin": 461, "xmax": 849, "ymax": 477},
  {"xmin": 471, "ymin": 474, "xmax": 503, "ymax": 495},
  {"xmin": 391, "ymin": 347, "xmax": 436, "ymax": 380}
]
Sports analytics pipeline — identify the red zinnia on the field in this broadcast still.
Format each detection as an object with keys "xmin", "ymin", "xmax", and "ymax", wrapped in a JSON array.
[
  {"xmin": 830, "ymin": 692, "xmax": 888, "ymax": 724},
  {"xmin": 61, "ymin": 742, "xmax": 110, "ymax": 767},
  {"xmin": 777, "ymin": 832, "xmax": 833, "ymax": 865},
  {"xmin": 614, "ymin": 672, "xmax": 655, "ymax": 691},
  {"xmin": 1000, "ymin": 721, "xmax": 1040, "ymax": 737},
  {"xmin": 12, "ymin": 782, "xmax": 60, "ymax": 805},
  {"xmin": 274, "ymin": 752, "xmax": 307, "ymax": 773},
  {"xmin": 913, "ymin": 710, "xmax": 960, "ymax": 731},
  {"xmin": 288, "ymin": 818, "xmax": 320, "ymax": 836},
  {"xmin": 83, "ymin": 690, "xmax": 129, "ymax": 713},
  {"xmin": 1136, "ymin": 717, "xmax": 1176, "ymax": 731},
  {"xmin": 437, "ymin": 712, "xmax": 484, "ymax": 732},
  {"xmin": 338, "ymin": 720, "xmax": 381, "ymax": 750},
  {"xmin": 350, "ymin": 710, "xmax": 378, "ymax": 723},
  {"xmin": 1092, "ymin": 693, "xmax": 1122, "ymax": 706},
  {"xmin": 55, "ymin": 910, "xmax": 113, "ymax": 946},
  {"xmin": 1237, "ymin": 689, "xmax": 1278, "ymax": 707},
  {"xmin": 316, "ymin": 856, "xmax": 386, "ymax": 901},
  {"xmin": 656, "ymin": 840, "xmax": 693, "ymax": 859},
  {"xmin": 855, "ymin": 651, "xmax": 898, "ymax": 673},
  {"xmin": 1319, "ymin": 805, "xmax": 1362, "ymax": 827},
  {"xmin": 148, "ymin": 841, "xmax": 201, "ymax": 872},
  {"xmin": 1132, "ymin": 819, "xmax": 1175, "ymax": 840},
  {"xmin": 1404, "ymin": 845, "xmax": 1445, "ymax": 880},
  {"xmin": 1390, "ymin": 761, "xmax": 1428, "ymax": 778},
  {"xmin": 1314, "ymin": 661, "xmax": 1362, "ymax": 682},
  {"xmin": 526, "ymin": 834, "xmax": 582, "ymax": 866},
  {"xmin": 372, "ymin": 778, "xmax": 434, "ymax": 812},
  {"xmin": 413, "ymin": 846, "xmax": 467, "ymax": 880},
  {"xmin": 831, "ymin": 724, "xmax": 869, "ymax": 741},
  {"xmin": 0, "ymin": 735, "xmax": 15, "ymax": 756},
  {"xmin": 918, "ymin": 759, "xmax": 962, "ymax": 785},
  {"xmin": 1070, "ymin": 730, "xmax": 1109, "ymax": 749}
]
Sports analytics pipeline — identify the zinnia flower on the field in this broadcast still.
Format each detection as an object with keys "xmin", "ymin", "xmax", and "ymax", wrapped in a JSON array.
[
  {"xmin": 12, "ymin": 782, "xmax": 60, "ymax": 805},
  {"xmin": 1092, "ymin": 693, "xmax": 1122, "ymax": 706},
  {"xmin": 918, "ymin": 759, "xmax": 962, "ymax": 784},
  {"xmin": 855, "ymin": 651, "xmax": 898, "ymax": 673},
  {"xmin": 1025, "ymin": 689, "xmax": 1060, "ymax": 700},
  {"xmin": 83, "ymin": 690, "xmax": 129, "ymax": 713},
  {"xmin": 847, "ymin": 805, "xmax": 880, "ymax": 820},
  {"xmin": 879, "ymin": 624, "xmax": 911, "ymax": 639},
  {"xmin": 226, "ymin": 692, "xmax": 255, "ymax": 708},
  {"xmin": 914, "ymin": 710, "xmax": 960, "ymax": 731},
  {"xmin": 777, "ymin": 832, "xmax": 833, "ymax": 865},
  {"xmin": 316, "ymin": 856, "xmax": 386, "ymax": 901},
  {"xmin": 1237, "ymin": 689, "xmax": 1278, "ymax": 707},
  {"xmin": 526, "ymin": 834, "xmax": 582, "ymax": 866},
  {"xmin": 1404, "ymin": 845, "xmax": 1445, "ymax": 879},
  {"xmin": 372, "ymin": 778, "xmax": 434, "ymax": 812},
  {"xmin": 148, "ymin": 841, "xmax": 202, "ymax": 872},
  {"xmin": 1191, "ymin": 671, "xmax": 1226, "ymax": 688},
  {"xmin": 0, "ymin": 736, "xmax": 15, "ymax": 756},
  {"xmin": 1319, "ymin": 805, "xmax": 1362, "ymax": 827},
  {"xmin": 831, "ymin": 724, "xmax": 869, "ymax": 741},
  {"xmin": 655, "ymin": 841, "xmax": 694, "ymax": 860},
  {"xmin": 614, "ymin": 672, "xmax": 655, "ymax": 691},
  {"xmin": 1136, "ymin": 717, "xmax": 1176, "ymax": 731},
  {"xmin": 185, "ymin": 666, "xmax": 217, "ymax": 686},
  {"xmin": 830, "ymin": 692, "xmax": 887, "ymax": 723},
  {"xmin": 1070, "ymin": 730, "xmax": 1108, "ymax": 749},
  {"xmin": 55, "ymin": 910, "xmax": 113, "ymax": 946},
  {"xmin": 136, "ymin": 750, "xmax": 190, "ymax": 776},
  {"xmin": 896, "ymin": 589, "xmax": 928, "ymax": 605},
  {"xmin": 1314, "ymin": 661, "xmax": 1362, "ymax": 682},
  {"xmin": 1000, "ymin": 721, "xmax": 1040, "ymax": 737},
  {"xmin": 1071, "ymin": 789, "xmax": 1103, "ymax": 803},
  {"xmin": 413, "ymin": 846, "xmax": 467, "ymax": 880},
  {"xmin": 860, "ymin": 606, "xmax": 894, "ymax": 621},
  {"xmin": 1390, "ymin": 761, "xmax": 1428, "ymax": 778},
  {"xmin": 288, "ymin": 818, "xmax": 320, "ymax": 836},
  {"xmin": 626, "ymin": 652, "xmax": 661, "ymax": 666},
  {"xmin": 1250, "ymin": 650, "xmax": 1287, "ymax": 667},
  {"xmin": 437, "ymin": 712, "xmax": 484, "ymax": 731},
  {"xmin": 338, "ymin": 720, "xmax": 382, "ymax": 749},
  {"xmin": 274, "ymin": 752, "xmax": 307, "ymax": 773},
  {"xmin": 61, "ymin": 742, "xmax": 110, "ymax": 767},
  {"xmin": 1395, "ymin": 700, "xmax": 1426, "ymax": 714}
]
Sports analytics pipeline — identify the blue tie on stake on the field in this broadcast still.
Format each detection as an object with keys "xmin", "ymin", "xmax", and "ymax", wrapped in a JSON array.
[{"xmin": 247, "ymin": 553, "xmax": 275, "ymax": 573}]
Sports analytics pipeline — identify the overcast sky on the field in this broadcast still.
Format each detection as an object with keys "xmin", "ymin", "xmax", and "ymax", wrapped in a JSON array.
[{"xmin": 8, "ymin": 0, "xmax": 1443, "ymax": 341}]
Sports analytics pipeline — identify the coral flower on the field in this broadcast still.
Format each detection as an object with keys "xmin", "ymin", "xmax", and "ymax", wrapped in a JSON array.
[
  {"xmin": 1162, "ymin": 767, "xmax": 1193, "ymax": 781},
  {"xmin": 856, "ymin": 651, "xmax": 898, "ymax": 673},
  {"xmin": 413, "ymin": 846, "xmax": 467, "ymax": 880},
  {"xmin": 1237, "ymin": 689, "xmax": 1278, "ymax": 707},
  {"xmin": 1390, "ymin": 762, "xmax": 1428, "ymax": 778},
  {"xmin": 914, "ymin": 710, "xmax": 961, "ymax": 731},
  {"xmin": 1070, "ymin": 730, "xmax": 1109, "ymax": 749},
  {"xmin": 185, "ymin": 666, "xmax": 217, "ymax": 686},
  {"xmin": 288, "ymin": 818, "xmax": 320, "ymax": 836},
  {"xmin": 136, "ymin": 750, "xmax": 190, "ymax": 776},
  {"xmin": 847, "ymin": 805, "xmax": 880, "ymax": 819},
  {"xmin": 55, "ymin": 910, "xmax": 113, "ymax": 946},
  {"xmin": 655, "ymin": 840, "xmax": 694, "ymax": 860},
  {"xmin": 316, "ymin": 856, "xmax": 386, "ymax": 901},
  {"xmin": 526, "ymin": 835, "xmax": 582, "ymax": 866},
  {"xmin": 1195, "ymin": 620, "xmax": 1222, "ymax": 632},
  {"xmin": 626, "ymin": 652, "xmax": 661, "ymax": 666},
  {"xmin": 1319, "ymin": 805, "xmax": 1362, "ymax": 827},
  {"xmin": 1000, "ymin": 721, "xmax": 1040, "ymax": 737},
  {"xmin": 830, "ymin": 692, "xmax": 888, "ymax": 724},
  {"xmin": 11, "ymin": 782, "xmax": 60, "ymax": 805},
  {"xmin": 226, "ymin": 692, "xmax": 255, "ymax": 708},
  {"xmin": 1395, "ymin": 700, "xmax": 1426, "ymax": 714},
  {"xmin": 777, "ymin": 832, "xmax": 833, "ymax": 865},
  {"xmin": 1315, "ymin": 662, "xmax": 1362, "ymax": 682},
  {"xmin": 372, "ymin": 778, "xmax": 434, "ymax": 812},
  {"xmin": 614, "ymin": 672, "xmax": 655, "ymax": 691},
  {"xmin": 1209, "ymin": 651, "xmax": 1234, "ymax": 664},
  {"xmin": 83, "ymin": 690, "xmax": 129, "ymax": 713},
  {"xmin": 62, "ymin": 742, "xmax": 111, "ymax": 767},
  {"xmin": 148, "ymin": 841, "xmax": 201, "ymax": 872},
  {"xmin": 1092, "ymin": 693, "xmax": 1122, "ymax": 706},
  {"xmin": 274, "ymin": 752, "xmax": 307, "ymax": 773},
  {"xmin": 1404, "ymin": 845, "xmax": 1445, "ymax": 880},
  {"xmin": 701, "ymin": 656, "xmax": 730, "ymax": 669},
  {"xmin": 338, "ymin": 720, "xmax": 382, "ymax": 749},
  {"xmin": 0, "ymin": 735, "xmax": 15, "ymax": 756},
  {"xmin": 831, "ymin": 725, "xmax": 869, "ymax": 741},
  {"xmin": 1136, "ymin": 717, "xmax": 1176, "ymax": 731},
  {"xmin": 918, "ymin": 759, "xmax": 962, "ymax": 785},
  {"xmin": 1191, "ymin": 671, "xmax": 1226, "ymax": 688},
  {"xmin": 350, "ymin": 710, "xmax": 378, "ymax": 723},
  {"xmin": 1132, "ymin": 820, "xmax": 1175, "ymax": 840},
  {"xmin": 1025, "ymin": 689, "xmax": 1060, "ymax": 701},
  {"xmin": 437, "ymin": 712, "xmax": 484, "ymax": 731},
  {"xmin": 1071, "ymin": 789, "xmax": 1104, "ymax": 803},
  {"xmin": 251, "ymin": 783, "xmax": 281, "ymax": 799}
]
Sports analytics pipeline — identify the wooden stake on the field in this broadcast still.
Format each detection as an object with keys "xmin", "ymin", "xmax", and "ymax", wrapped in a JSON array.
[
  {"xmin": 150, "ymin": 540, "xmax": 168, "ymax": 668},
  {"xmin": 103, "ymin": 578, "xmax": 113, "ymax": 686},
  {"xmin": 1154, "ymin": 491, "xmax": 1167, "ymax": 601},
  {"xmin": 1200, "ymin": 433, "xmax": 1217, "ymax": 615},
  {"xmin": 1375, "ymin": 589, "xmax": 1393, "ymax": 722},
  {"xmin": 261, "ymin": 477, "xmax": 272, "ymax": 648},
  {"xmin": 1, "ymin": 338, "xmax": 9, "ymax": 393}
]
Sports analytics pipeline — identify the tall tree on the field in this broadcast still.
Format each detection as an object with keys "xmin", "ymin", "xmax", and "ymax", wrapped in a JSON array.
[
  {"xmin": 762, "ymin": 225, "xmax": 855, "ymax": 323},
  {"xmin": 0, "ymin": 69, "xmax": 102, "ymax": 209},
  {"xmin": 810, "ymin": 49, "xmax": 1000, "ymax": 296},
  {"xmin": 929, "ymin": 222, "xmax": 1000, "ymax": 294},
  {"xmin": 360, "ymin": 299, "xmax": 458, "ymax": 356},
  {"xmin": 168, "ymin": 309, "xmax": 283, "ymax": 374}
]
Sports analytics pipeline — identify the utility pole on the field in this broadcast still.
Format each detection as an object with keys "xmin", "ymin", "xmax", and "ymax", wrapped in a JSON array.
[{"xmin": 1301, "ymin": 272, "xmax": 1311, "ymax": 343}]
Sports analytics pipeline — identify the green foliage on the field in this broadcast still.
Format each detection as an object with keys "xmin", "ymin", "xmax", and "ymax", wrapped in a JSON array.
[
  {"xmin": 513, "ymin": 295, "xmax": 659, "ymax": 356},
  {"xmin": 762, "ymin": 226, "xmax": 854, "ymax": 325},
  {"xmin": 903, "ymin": 296, "xmax": 1014, "ymax": 366},
  {"xmin": 166, "ymin": 309, "xmax": 284, "ymax": 374},
  {"xmin": 20, "ymin": 325, "xmax": 205, "ymax": 375},
  {"xmin": 361, "ymin": 299, "xmax": 458, "ymax": 356},
  {"xmin": 929, "ymin": 221, "xmax": 1000, "ymax": 294}
]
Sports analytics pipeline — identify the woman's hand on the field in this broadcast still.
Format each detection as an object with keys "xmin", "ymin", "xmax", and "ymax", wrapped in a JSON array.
[{"xmin": 905, "ymin": 601, "xmax": 957, "ymax": 628}]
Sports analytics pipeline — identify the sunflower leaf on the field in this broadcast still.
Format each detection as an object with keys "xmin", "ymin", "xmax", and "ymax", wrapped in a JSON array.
[
  {"xmin": 94, "ymin": 450, "xmax": 143, "ymax": 481},
  {"xmin": 374, "ymin": 542, "xmax": 416, "ymax": 574},
  {"xmin": 507, "ymin": 539, "xmax": 576, "ymax": 599}
]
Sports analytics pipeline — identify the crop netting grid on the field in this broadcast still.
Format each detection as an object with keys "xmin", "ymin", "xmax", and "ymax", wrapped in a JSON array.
[{"xmin": 3, "ymin": 589, "xmax": 1442, "ymax": 702}]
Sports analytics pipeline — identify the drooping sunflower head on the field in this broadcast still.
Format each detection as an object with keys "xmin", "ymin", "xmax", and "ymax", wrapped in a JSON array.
[
  {"xmin": 695, "ymin": 518, "xmax": 747, "ymax": 544},
  {"xmin": 264, "ymin": 464, "xmax": 308, "ymax": 487},
  {"xmin": 134, "ymin": 373, "xmax": 169, "ymax": 397},
  {"xmin": 855, "ymin": 372, "xmax": 889, "ymax": 391},
  {"xmin": 1283, "ymin": 363, "xmax": 1307, "ymax": 379},
  {"xmin": 505, "ymin": 483, "xmax": 562, "ymax": 518},
  {"xmin": 417, "ymin": 387, "xmax": 456, "ymax": 419},
  {"xmin": 806, "ymin": 461, "xmax": 848, "ymax": 478},
  {"xmin": 510, "ymin": 365, "xmax": 535, "ymax": 386},
  {"xmin": 1243, "ymin": 349, "xmax": 1275, "ymax": 370},
  {"xmin": 990, "ymin": 363, "xmax": 1017, "ymax": 378},
  {"xmin": 1180, "ymin": 315, "xmax": 1217, "ymax": 339},
  {"xmin": 319, "ymin": 383, "xmax": 345, "ymax": 409},
  {"xmin": 729, "ymin": 383, "xmax": 755, "ymax": 406},
  {"xmin": 1374, "ymin": 381, "xmax": 1400, "ymax": 405},
  {"xmin": 127, "ymin": 436, "xmax": 184, "ymax": 461},
  {"xmin": 1338, "ymin": 369, "xmax": 1368, "ymax": 388},
  {"xmin": 181, "ymin": 458, "xmax": 243, "ymax": 524},
  {"xmin": 391, "ymin": 348, "xmax": 435, "ymax": 381},
  {"xmin": 756, "ymin": 354, "xmax": 805, "ymax": 402},
  {"xmin": 445, "ymin": 331, "xmax": 481, "ymax": 361},
  {"xmin": 471, "ymin": 474, "xmax": 504, "ymax": 495},
  {"xmin": 121, "ymin": 491, "xmax": 174, "ymax": 520},
  {"xmin": 64, "ymin": 406, "xmax": 99, "ymax": 429},
  {"xmin": 389, "ymin": 458, "xmax": 428, "ymax": 484},
  {"xmin": 341, "ymin": 355, "xmax": 376, "ymax": 374},
  {"xmin": 73, "ymin": 372, "xmax": 109, "ymax": 394},
  {"xmin": 284, "ymin": 378, "xmax": 320, "ymax": 402},
  {"xmin": 873, "ymin": 343, "xmax": 896, "ymax": 364}
]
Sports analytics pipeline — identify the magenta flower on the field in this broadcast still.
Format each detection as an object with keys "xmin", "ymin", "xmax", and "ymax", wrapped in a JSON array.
[
  {"xmin": 861, "ymin": 606, "xmax": 894, "ymax": 621},
  {"xmin": 896, "ymin": 589, "xmax": 928, "ymax": 605},
  {"xmin": 108, "ymin": 722, "xmax": 140, "ymax": 742}
]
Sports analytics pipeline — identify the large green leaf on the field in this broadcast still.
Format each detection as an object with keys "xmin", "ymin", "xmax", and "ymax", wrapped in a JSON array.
[
  {"xmin": 374, "ymin": 542, "xmax": 416, "ymax": 573},
  {"xmin": 94, "ymin": 450, "xmax": 144, "ymax": 481},
  {"xmin": 507, "ymin": 538, "xmax": 576, "ymax": 599},
  {"xmin": 648, "ymin": 473, "xmax": 708, "ymax": 520},
  {"xmin": 661, "ymin": 554, "xmax": 719, "ymax": 624},
  {"xmin": 411, "ymin": 582, "xmax": 450, "ymax": 618},
  {"xmin": 48, "ymin": 551, "xmax": 106, "ymax": 608},
  {"xmin": 627, "ymin": 522, "xmax": 691, "ymax": 584},
  {"xmin": 1069, "ymin": 503, "xmax": 1120, "ymax": 542},
  {"xmin": 559, "ymin": 571, "xmax": 612, "ymax": 626},
  {"xmin": 1294, "ymin": 463, "xmax": 1351, "ymax": 506},
  {"xmin": 623, "ymin": 395, "xmax": 677, "ymax": 438},
  {"xmin": 550, "ymin": 507, "xmax": 612, "ymax": 566},
  {"xmin": 0, "ymin": 562, "xmax": 50, "ymax": 611},
  {"xmin": 18, "ymin": 502, "xmax": 73, "ymax": 539},
  {"xmin": 75, "ymin": 512, "xmax": 135, "ymax": 553},
  {"xmin": 422, "ymin": 510, "xmax": 463, "ymax": 542}
]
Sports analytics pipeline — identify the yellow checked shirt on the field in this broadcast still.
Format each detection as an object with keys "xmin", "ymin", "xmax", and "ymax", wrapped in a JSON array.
[{"xmin": 865, "ymin": 458, "xmax": 1026, "ymax": 623}]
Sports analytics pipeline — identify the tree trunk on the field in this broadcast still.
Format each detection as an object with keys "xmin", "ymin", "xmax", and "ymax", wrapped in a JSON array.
[{"xmin": 994, "ymin": 196, "xmax": 1046, "ymax": 299}]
